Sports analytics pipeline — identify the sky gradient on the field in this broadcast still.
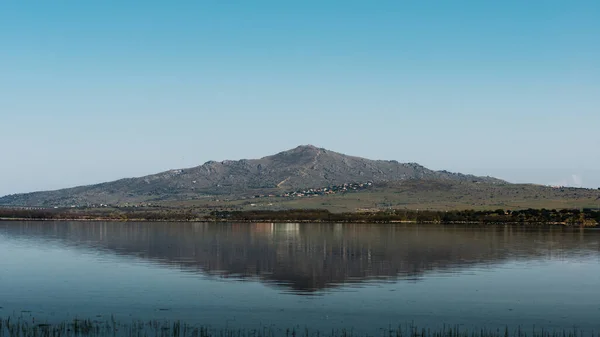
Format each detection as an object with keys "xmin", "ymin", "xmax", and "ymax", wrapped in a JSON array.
[{"xmin": 1, "ymin": 0, "xmax": 599, "ymax": 196}]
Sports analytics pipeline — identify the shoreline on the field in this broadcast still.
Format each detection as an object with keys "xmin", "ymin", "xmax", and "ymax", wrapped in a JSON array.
[
  {"xmin": 1, "ymin": 217, "xmax": 595, "ymax": 227},
  {"xmin": 2, "ymin": 207, "xmax": 598, "ymax": 227}
]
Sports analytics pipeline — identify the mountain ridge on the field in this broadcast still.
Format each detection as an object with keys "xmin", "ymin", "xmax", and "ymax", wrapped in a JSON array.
[{"xmin": 0, "ymin": 145, "xmax": 506, "ymax": 207}]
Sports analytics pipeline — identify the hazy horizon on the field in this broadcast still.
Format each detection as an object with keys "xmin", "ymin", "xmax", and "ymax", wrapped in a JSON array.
[{"xmin": 2, "ymin": 1, "xmax": 599, "ymax": 196}]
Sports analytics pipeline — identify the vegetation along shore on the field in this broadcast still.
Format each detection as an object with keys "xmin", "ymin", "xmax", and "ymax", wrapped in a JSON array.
[{"xmin": 0, "ymin": 207, "xmax": 598, "ymax": 226}]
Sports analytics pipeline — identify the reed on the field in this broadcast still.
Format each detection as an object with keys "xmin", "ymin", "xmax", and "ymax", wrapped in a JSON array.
[{"xmin": 0, "ymin": 317, "xmax": 594, "ymax": 337}]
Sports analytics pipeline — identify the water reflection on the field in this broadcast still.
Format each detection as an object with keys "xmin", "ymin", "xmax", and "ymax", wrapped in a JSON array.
[{"xmin": 0, "ymin": 221, "xmax": 598, "ymax": 293}]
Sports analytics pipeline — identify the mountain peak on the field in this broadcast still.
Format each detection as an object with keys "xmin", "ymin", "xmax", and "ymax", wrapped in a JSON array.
[
  {"xmin": 289, "ymin": 144, "xmax": 322, "ymax": 152},
  {"xmin": 270, "ymin": 144, "xmax": 324, "ymax": 159},
  {"xmin": 0, "ymin": 146, "xmax": 507, "ymax": 207}
]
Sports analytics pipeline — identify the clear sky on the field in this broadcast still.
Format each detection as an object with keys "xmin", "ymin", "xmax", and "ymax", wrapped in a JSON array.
[{"xmin": 1, "ymin": 0, "xmax": 599, "ymax": 196}]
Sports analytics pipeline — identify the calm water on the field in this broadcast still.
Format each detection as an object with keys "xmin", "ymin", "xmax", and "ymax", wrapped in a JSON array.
[{"xmin": 0, "ymin": 222, "xmax": 599, "ymax": 333}]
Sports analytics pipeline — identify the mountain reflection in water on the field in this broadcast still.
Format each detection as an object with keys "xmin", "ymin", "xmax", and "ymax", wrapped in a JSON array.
[{"xmin": 1, "ymin": 221, "xmax": 598, "ymax": 293}]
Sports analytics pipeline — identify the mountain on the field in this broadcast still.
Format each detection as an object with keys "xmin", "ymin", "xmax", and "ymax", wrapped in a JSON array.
[{"xmin": 0, "ymin": 145, "xmax": 505, "ymax": 207}]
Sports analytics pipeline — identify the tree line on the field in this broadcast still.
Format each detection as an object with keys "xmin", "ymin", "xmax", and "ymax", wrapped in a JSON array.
[
  {"xmin": 210, "ymin": 208, "xmax": 600, "ymax": 226},
  {"xmin": 1, "ymin": 207, "xmax": 599, "ymax": 226}
]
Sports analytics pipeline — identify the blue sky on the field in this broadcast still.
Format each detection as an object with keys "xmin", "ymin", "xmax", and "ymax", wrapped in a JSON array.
[{"xmin": 1, "ymin": 0, "xmax": 599, "ymax": 196}]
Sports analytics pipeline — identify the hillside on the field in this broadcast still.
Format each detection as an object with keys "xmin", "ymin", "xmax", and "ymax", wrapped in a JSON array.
[
  {"xmin": 182, "ymin": 180, "xmax": 599, "ymax": 213},
  {"xmin": 0, "ymin": 145, "xmax": 505, "ymax": 207}
]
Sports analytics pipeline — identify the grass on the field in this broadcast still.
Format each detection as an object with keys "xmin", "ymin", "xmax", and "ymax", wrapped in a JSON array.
[
  {"xmin": 0, "ymin": 317, "xmax": 596, "ymax": 337},
  {"xmin": 163, "ymin": 181, "xmax": 600, "ymax": 213}
]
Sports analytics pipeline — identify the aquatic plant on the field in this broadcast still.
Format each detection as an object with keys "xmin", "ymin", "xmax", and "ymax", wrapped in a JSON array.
[{"xmin": 0, "ymin": 317, "xmax": 595, "ymax": 337}]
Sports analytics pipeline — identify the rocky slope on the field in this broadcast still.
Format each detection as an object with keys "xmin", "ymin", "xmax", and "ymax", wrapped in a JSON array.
[{"xmin": 0, "ymin": 145, "xmax": 505, "ymax": 207}]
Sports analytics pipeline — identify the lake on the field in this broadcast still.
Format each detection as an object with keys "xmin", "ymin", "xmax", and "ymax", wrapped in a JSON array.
[{"xmin": 0, "ymin": 221, "xmax": 599, "ymax": 334}]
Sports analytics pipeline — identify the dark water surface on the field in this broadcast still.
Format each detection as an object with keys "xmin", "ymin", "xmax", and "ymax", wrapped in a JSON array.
[{"xmin": 0, "ymin": 222, "xmax": 599, "ymax": 333}]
